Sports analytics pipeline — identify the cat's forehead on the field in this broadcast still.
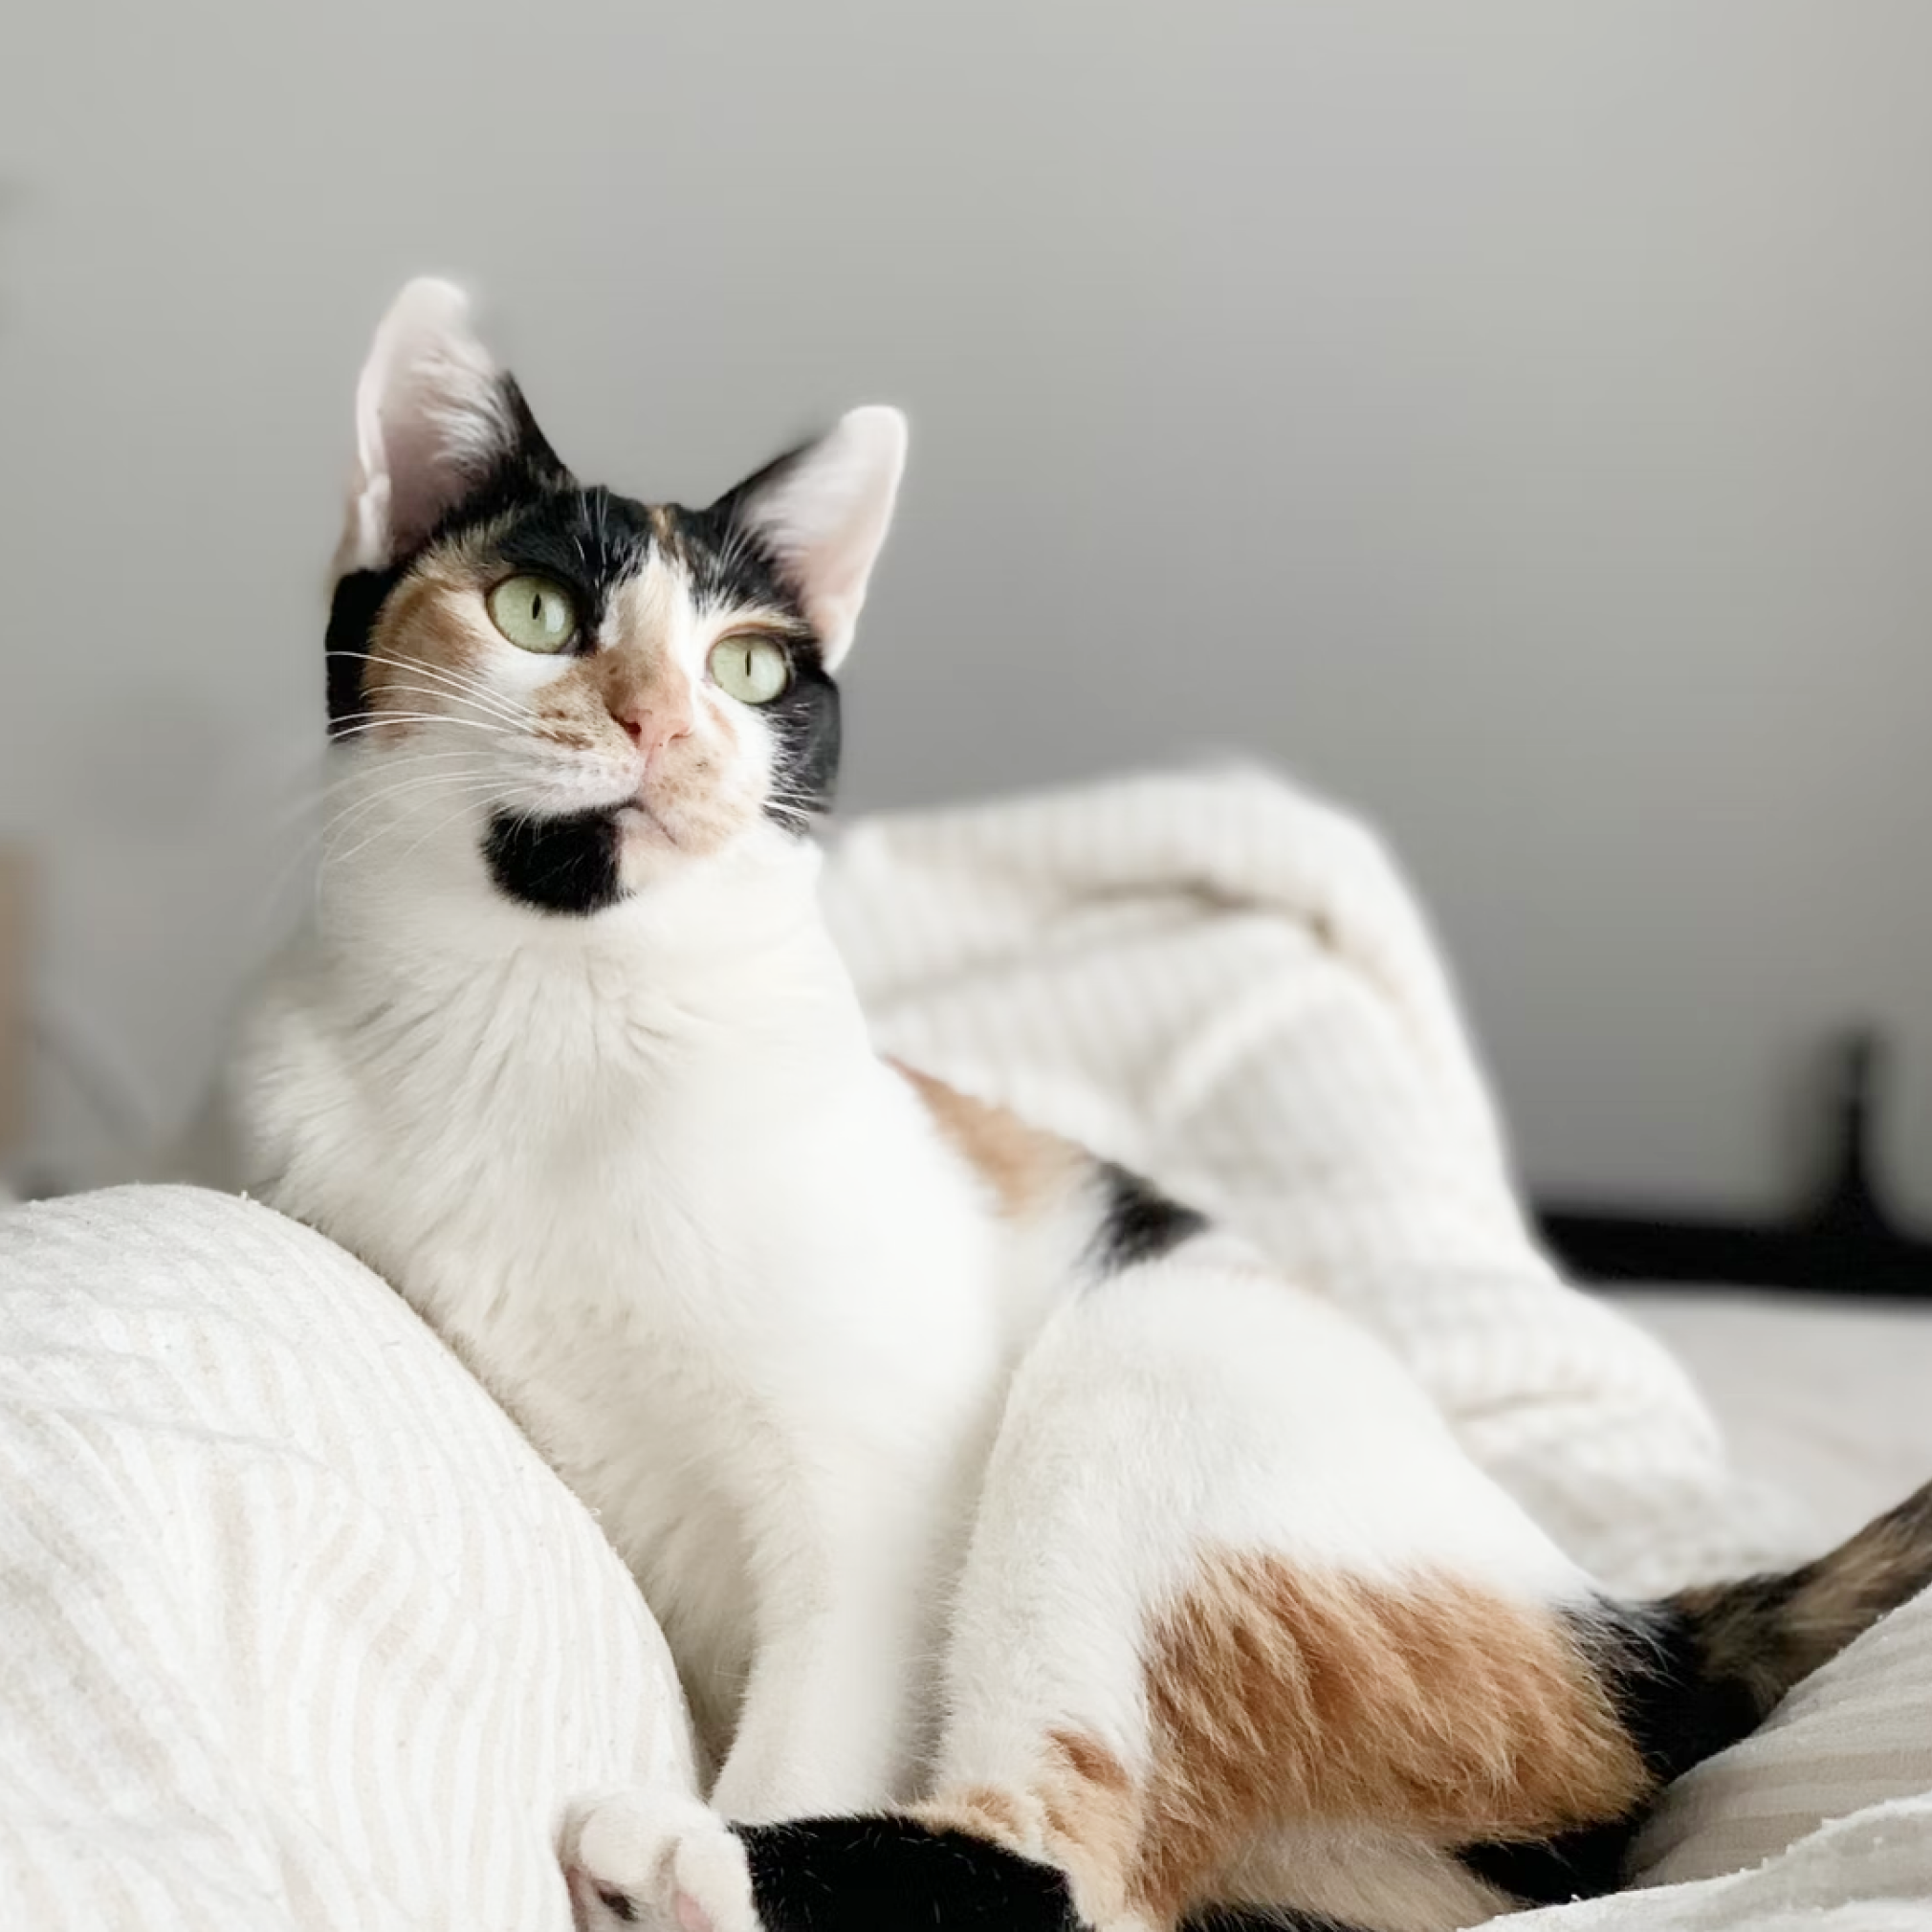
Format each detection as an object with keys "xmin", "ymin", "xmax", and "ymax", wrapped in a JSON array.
[{"xmin": 443, "ymin": 480, "xmax": 799, "ymax": 623}]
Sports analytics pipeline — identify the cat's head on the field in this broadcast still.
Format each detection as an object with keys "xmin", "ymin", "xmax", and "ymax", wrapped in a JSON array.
[{"xmin": 323, "ymin": 278, "xmax": 905, "ymax": 916}]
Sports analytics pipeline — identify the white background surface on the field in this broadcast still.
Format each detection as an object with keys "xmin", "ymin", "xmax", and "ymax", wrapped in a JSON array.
[
  {"xmin": 2, "ymin": 3, "xmax": 1929, "ymax": 1210},
  {"xmin": 1614, "ymin": 1289, "xmax": 1932, "ymax": 1542}
]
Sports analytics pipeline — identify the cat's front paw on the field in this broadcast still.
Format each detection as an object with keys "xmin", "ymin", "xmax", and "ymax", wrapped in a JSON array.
[{"xmin": 562, "ymin": 1789, "xmax": 760, "ymax": 1932}]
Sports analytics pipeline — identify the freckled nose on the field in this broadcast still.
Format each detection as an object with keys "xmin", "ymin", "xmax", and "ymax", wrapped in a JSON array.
[{"xmin": 614, "ymin": 701, "xmax": 692, "ymax": 758}]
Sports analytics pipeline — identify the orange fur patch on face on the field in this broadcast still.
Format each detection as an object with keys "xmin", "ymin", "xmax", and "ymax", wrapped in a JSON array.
[
  {"xmin": 362, "ymin": 548, "xmax": 498, "ymax": 735},
  {"xmin": 1132, "ymin": 1555, "xmax": 1650, "ymax": 1919},
  {"xmin": 890, "ymin": 1064, "xmax": 1087, "ymax": 1220}
]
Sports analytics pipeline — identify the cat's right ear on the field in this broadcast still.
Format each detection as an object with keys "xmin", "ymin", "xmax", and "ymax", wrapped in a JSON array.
[{"xmin": 338, "ymin": 278, "xmax": 563, "ymax": 574}]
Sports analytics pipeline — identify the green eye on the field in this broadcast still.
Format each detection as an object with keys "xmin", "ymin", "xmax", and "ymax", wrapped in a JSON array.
[
  {"xmin": 487, "ymin": 575, "xmax": 579, "ymax": 653},
  {"xmin": 708, "ymin": 632, "xmax": 791, "ymax": 704}
]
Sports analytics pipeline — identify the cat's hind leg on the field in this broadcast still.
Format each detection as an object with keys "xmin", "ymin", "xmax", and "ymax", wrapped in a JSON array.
[
  {"xmin": 907, "ymin": 1232, "xmax": 1932, "ymax": 1930},
  {"xmin": 568, "ymin": 1220, "xmax": 1932, "ymax": 1932},
  {"xmin": 899, "ymin": 1228, "xmax": 1620, "ymax": 1932},
  {"xmin": 568, "ymin": 1225, "xmax": 1608, "ymax": 1932}
]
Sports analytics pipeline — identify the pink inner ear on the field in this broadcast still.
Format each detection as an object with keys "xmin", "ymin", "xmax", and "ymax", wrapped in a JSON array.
[
  {"xmin": 342, "ymin": 278, "xmax": 510, "ymax": 572},
  {"xmin": 376, "ymin": 404, "xmax": 473, "ymax": 552},
  {"xmin": 741, "ymin": 406, "xmax": 907, "ymax": 668}
]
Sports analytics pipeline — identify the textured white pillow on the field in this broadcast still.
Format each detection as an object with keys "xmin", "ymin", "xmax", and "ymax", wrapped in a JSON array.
[{"xmin": 0, "ymin": 1186, "xmax": 691, "ymax": 1932}]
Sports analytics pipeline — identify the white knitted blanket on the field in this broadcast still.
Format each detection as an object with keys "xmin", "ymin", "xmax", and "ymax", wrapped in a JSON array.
[
  {"xmin": 823, "ymin": 766, "xmax": 1804, "ymax": 1592},
  {"xmin": 0, "ymin": 766, "xmax": 1924, "ymax": 1929}
]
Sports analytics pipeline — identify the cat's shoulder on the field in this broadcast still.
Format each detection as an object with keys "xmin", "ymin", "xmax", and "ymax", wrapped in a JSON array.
[{"xmin": 884, "ymin": 1062, "xmax": 1088, "ymax": 1225}]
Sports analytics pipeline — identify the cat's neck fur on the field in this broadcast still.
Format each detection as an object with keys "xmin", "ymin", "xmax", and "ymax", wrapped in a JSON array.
[{"xmin": 306, "ymin": 801, "xmax": 866, "ymax": 1083}]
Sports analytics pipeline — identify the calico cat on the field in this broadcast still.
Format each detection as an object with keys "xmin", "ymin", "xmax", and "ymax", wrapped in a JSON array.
[{"xmin": 212, "ymin": 279, "xmax": 1932, "ymax": 1932}]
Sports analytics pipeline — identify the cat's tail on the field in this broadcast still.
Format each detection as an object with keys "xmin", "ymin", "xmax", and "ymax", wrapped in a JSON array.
[
  {"xmin": 1628, "ymin": 1474, "xmax": 1932, "ymax": 1780},
  {"xmin": 1466, "ymin": 1477, "xmax": 1932, "ymax": 1910}
]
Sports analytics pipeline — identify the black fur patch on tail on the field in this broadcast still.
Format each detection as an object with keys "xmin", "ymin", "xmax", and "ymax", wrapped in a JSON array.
[
  {"xmin": 1458, "ymin": 1598, "xmax": 1745, "ymax": 1906},
  {"xmin": 1670, "ymin": 1479, "xmax": 1932, "ymax": 1717},
  {"xmin": 737, "ymin": 1817, "xmax": 1078, "ymax": 1932},
  {"xmin": 1467, "ymin": 1478, "xmax": 1932, "ymax": 1908}
]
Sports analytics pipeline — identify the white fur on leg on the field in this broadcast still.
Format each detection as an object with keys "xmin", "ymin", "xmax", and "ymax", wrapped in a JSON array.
[
  {"xmin": 923, "ymin": 1236, "xmax": 1595, "ymax": 1931},
  {"xmin": 942, "ymin": 1233, "xmax": 1590, "ymax": 1804},
  {"xmin": 707, "ymin": 1451, "xmax": 986, "ymax": 1822}
]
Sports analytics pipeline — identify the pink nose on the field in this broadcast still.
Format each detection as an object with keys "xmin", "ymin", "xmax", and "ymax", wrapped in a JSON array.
[{"xmin": 615, "ymin": 705, "xmax": 692, "ymax": 758}]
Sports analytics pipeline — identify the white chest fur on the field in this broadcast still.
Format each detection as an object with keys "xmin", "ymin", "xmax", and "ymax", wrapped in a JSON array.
[{"xmin": 228, "ymin": 848, "xmax": 1012, "ymax": 1779}]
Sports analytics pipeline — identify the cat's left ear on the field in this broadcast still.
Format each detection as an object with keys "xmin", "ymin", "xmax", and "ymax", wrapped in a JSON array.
[{"xmin": 721, "ymin": 406, "xmax": 908, "ymax": 669}]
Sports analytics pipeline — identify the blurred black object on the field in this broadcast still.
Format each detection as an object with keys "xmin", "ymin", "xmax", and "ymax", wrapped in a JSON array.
[{"xmin": 1538, "ymin": 1030, "xmax": 1932, "ymax": 1298}]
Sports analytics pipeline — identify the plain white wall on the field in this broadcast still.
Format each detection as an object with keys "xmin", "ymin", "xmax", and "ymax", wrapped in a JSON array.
[{"xmin": 3, "ymin": 1, "xmax": 1929, "ymax": 1216}]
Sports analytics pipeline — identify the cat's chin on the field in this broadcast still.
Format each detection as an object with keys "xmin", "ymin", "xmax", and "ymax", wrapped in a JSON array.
[
  {"xmin": 616, "ymin": 801, "xmax": 681, "ymax": 853},
  {"xmin": 611, "ymin": 799, "xmax": 803, "ymax": 889},
  {"xmin": 611, "ymin": 802, "xmax": 697, "ymax": 892}
]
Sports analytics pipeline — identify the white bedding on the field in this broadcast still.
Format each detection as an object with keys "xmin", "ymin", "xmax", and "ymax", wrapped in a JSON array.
[
  {"xmin": 1613, "ymin": 1291, "xmax": 1932, "ymax": 1543},
  {"xmin": 1, "ymin": 767, "xmax": 1925, "ymax": 1929}
]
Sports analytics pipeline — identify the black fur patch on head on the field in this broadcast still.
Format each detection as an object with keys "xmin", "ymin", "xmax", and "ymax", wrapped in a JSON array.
[
  {"xmin": 326, "ymin": 475, "xmax": 660, "ymax": 740},
  {"xmin": 1086, "ymin": 1164, "xmax": 1209, "ymax": 1278},
  {"xmin": 670, "ymin": 490, "xmax": 845, "ymax": 822},
  {"xmin": 327, "ymin": 375, "xmax": 575, "ymax": 735},
  {"xmin": 483, "ymin": 807, "xmax": 623, "ymax": 916},
  {"xmin": 755, "ymin": 648, "xmax": 842, "ymax": 822},
  {"xmin": 462, "ymin": 481, "xmax": 653, "ymax": 650},
  {"xmin": 325, "ymin": 564, "xmax": 406, "ymax": 736},
  {"xmin": 737, "ymin": 1817, "xmax": 1079, "ymax": 1932},
  {"xmin": 416, "ymin": 371, "xmax": 574, "ymax": 540}
]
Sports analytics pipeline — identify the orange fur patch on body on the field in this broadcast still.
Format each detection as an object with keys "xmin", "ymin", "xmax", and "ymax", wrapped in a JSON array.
[
  {"xmin": 922, "ymin": 1557, "xmax": 1648, "ymax": 1928},
  {"xmin": 915, "ymin": 1730, "xmax": 1143, "ymax": 1926},
  {"xmin": 891, "ymin": 1064, "xmax": 1088, "ymax": 1221},
  {"xmin": 1132, "ymin": 1555, "xmax": 1648, "ymax": 1915}
]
